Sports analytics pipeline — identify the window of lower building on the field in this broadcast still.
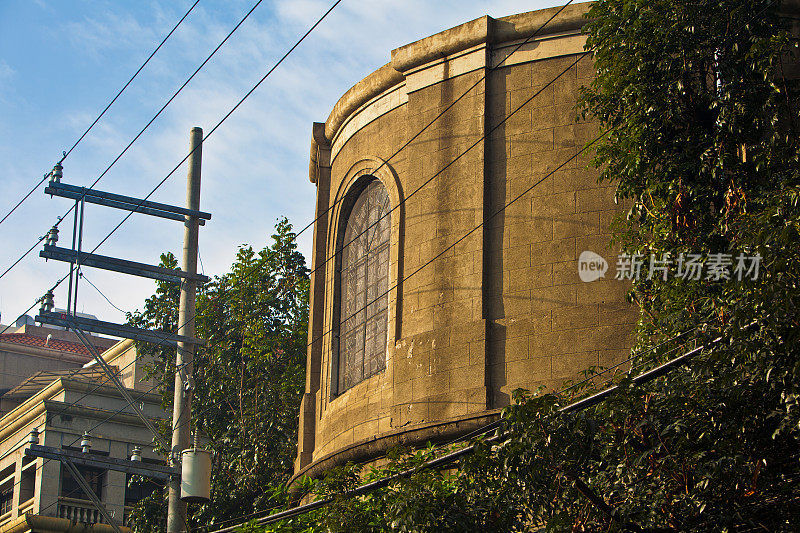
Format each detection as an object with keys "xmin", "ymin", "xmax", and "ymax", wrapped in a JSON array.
[
  {"xmin": 60, "ymin": 465, "xmax": 104, "ymax": 500},
  {"xmin": 125, "ymin": 474, "xmax": 162, "ymax": 507},
  {"xmin": 18, "ymin": 457, "xmax": 35, "ymax": 505},
  {"xmin": 0, "ymin": 464, "xmax": 14, "ymax": 516}
]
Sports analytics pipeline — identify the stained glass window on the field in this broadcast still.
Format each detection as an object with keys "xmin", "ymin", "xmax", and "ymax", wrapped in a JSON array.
[{"xmin": 336, "ymin": 179, "xmax": 390, "ymax": 394}]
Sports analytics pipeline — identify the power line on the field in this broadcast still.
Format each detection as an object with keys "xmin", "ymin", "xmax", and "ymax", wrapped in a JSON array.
[
  {"xmin": 4, "ymin": 0, "xmax": 773, "ymax": 524},
  {"xmin": 10, "ymin": 35, "xmax": 594, "ymax": 522},
  {"xmin": 122, "ymin": 5, "xmax": 592, "ymax": 454},
  {"xmin": 0, "ymin": 16, "xmax": 592, "ymax": 492},
  {"xmin": 16, "ymin": 0, "xmax": 782, "ymax": 527},
  {"xmin": 81, "ymin": 271, "xmax": 126, "ymax": 314},
  {"xmin": 0, "ymin": 0, "xmax": 340, "ymax": 455},
  {"xmin": 318, "ymin": 51, "xmax": 592, "ymax": 356},
  {"xmin": 0, "ymin": 0, "xmax": 574, "ymax": 319},
  {"xmin": 147, "ymin": 51, "xmax": 616, "ymax": 530},
  {"xmin": 0, "ymin": 0, "xmax": 202, "ymax": 230},
  {"xmin": 62, "ymin": 1, "xmax": 203, "ymax": 162},
  {"xmin": 0, "ymin": 0, "xmax": 346, "ymax": 469},
  {"xmin": 0, "ymin": 0, "xmax": 265, "ymax": 283},
  {"xmin": 47, "ymin": 0, "xmax": 583, "ymax": 398},
  {"xmin": 0, "ymin": 0, "xmax": 573, "ymax": 369}
]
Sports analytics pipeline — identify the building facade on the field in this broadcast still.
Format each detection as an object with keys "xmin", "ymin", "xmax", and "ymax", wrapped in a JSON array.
[
  {"xmin": 0, "ymin": 339, "xmax": 165, "ymax": 533},
  {"xmin": 0, "ymin": 319, "xmax": 117, "ymax": 418},
  {"xmin": 292, "ymin": 4, "xmax": 637, "ymax": 484}
]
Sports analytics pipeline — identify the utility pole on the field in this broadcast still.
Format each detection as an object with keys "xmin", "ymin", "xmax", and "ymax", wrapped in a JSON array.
[{"xmin": 168, "ymin": 127, "xmax": 203, "ymax": 533}]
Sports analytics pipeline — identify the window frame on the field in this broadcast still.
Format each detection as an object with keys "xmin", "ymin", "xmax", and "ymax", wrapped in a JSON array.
[{"xmin": 331, "ymin": 176, "xmax": 391, "ymax": 398}]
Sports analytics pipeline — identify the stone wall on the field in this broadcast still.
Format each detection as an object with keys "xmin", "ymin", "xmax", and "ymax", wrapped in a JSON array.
[{"xmin": 293, "ymin": 4, "xmax": 637, "ymax": 484}]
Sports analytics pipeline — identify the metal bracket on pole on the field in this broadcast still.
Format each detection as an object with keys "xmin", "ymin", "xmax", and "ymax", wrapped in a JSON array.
[
  {"xmin": 26, "ymin": 444, "xmax": 179, "ymax": 481},
  {"xmin": 45, "ymin": 182, "xmax": 211, "ymax": 225},
  {"xmin": 35, "ymin": 311, "xmax": 205, "ymax": 347},
  {"xmin": 40, "ymin": 245, "xmax": 210, "ymax": 284},
  {"xmin": 61, "ymin": 455, "xmax": 124, "ymax": 533},
  {"xmin": 69, "ymin": 321, "xmax": 172, "ymax": 454}
]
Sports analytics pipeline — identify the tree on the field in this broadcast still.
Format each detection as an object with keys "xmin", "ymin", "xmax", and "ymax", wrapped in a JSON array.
[
  {"xmin": 246, "ymin": 1, "xmax": 800, "ymax": 531},
  {"xmin": 127, "ymin": 217, "xmax": 309, "ymax": 531}
]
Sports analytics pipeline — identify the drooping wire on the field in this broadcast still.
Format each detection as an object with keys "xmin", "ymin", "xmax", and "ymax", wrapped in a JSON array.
[
  {"xmin": 0, "ymin": 0, "xmax": 347, "ymax": 471},
  {"xmin": 0, "ymin": 14, "xmax": 589, "ymax": 516},
  {"xmin": 81, "ymin": 270, "xmax": 126, "ymax": 314},
  {"xmin": 16, "ymin": 0, "xmax": 782, "ymax": 528},
  {"xmin": 0, "ymin": 0, "xmax": 584, "ymax": 467}
]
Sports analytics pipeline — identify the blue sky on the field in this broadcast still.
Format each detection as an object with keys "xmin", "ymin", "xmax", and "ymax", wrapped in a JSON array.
[{"xmin": 0, "ymin": 0, "xmax": 560, "ymax": 327}]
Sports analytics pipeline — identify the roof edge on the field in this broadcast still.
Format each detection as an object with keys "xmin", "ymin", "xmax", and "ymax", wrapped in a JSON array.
[{"xmin": 323, "ymin": 3, "xmax": 593, "ymax": 143}]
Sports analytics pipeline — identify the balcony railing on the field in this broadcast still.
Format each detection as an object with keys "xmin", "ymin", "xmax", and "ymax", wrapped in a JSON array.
[
  {"xmin": 17, "ymin": 497, "xmax": 35, "ymax": 516},
  {"xmin": 57, "ymin": 497, "xmax": 104, "ymax": 524}
]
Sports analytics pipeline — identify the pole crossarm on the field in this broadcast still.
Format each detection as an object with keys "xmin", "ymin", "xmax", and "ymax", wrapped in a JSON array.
[
  {"xmin": 69, "ymin": 322, "xmax": 173, "ymax": 453},
  {"xmin": 35, "ymin": 311, "xmax": 206, "ymax": 347},
  {"xmin": 61, "ymin": 455, "xmax": 125, "ymax": 533},
  {"xmin": 40, "ymin": 245, "xmax": 210, "ymax": 284},
  {"xmin": 45, "ymin": 182, "xmax": 211, "ymax": 225},
  {"xmin": 25, "ymin": 444, "xmax": 179, "ymax": 481}
]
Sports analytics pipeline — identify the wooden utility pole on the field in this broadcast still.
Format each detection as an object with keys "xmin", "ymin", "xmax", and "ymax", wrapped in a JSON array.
[{"xmin": 168, "ymin": 127, "xmax": 203, "ymax": 533}]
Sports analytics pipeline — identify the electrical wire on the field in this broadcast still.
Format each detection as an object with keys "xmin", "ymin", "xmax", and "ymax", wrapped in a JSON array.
[
  {"xmin": 155, "ymin": 3, "xmax": 588, "ymax": 393},
  {"xmin": 0, "ymin": 0, "xmax": 202, "ymax": 230},
  {"xmin": 0, "ymin": 0, "xmax": 573, "ymax": 298},
  {"xmin": 209, "ymin": 331, "xmax": 744, "ymax": 532},
  {"xmin": 202, "ymin": 2, "xmax": 785, "ymax": 524},
  {"xmin": 80, "ymin": 271, "xmax": 127, "ymax": 314},
  {"xmin": 0, "ymin": 0, "xmax": 338, "ymax": 339},
  {"xmin": 0, "ymin": 29, "xmax": 597, "ymax": 522},
  {"xmin": 0, "ymin": 35, "xmax": 629, "ymax": 482},
  {"xmin": 0, "ymin": 318, "xmax": 711, "ymax": 529},
  {"xmin": 0, "ymin": 0, "xmax": 574, "ymax": 386},
  {"xmin": 0, "ymin": 0, "xmax": 265, "ymax": 283},
  {"xmin": 0, "ymin": 0, "xmax": 347, "ymax": 475}
]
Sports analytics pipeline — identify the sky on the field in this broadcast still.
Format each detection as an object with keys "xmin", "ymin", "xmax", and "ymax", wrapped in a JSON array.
[{"xmin": 0, "ymin": 0, "xmax": 562, "ymax": 329}]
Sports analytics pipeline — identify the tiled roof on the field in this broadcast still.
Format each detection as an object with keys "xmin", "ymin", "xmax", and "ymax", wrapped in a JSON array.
[{"xmin": 0, "ymin": 333, "xmax": 105, "ymax": 356}]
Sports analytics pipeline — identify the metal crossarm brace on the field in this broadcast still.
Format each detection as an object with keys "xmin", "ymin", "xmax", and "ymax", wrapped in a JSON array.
[
  {"xmin": 62, "ymin": 455, "xmax": 124, "ymax": 533},
  {"xmin": 35, "ymin": 311, "xmax": 205, "ymax": 347},
  {"xmin": 70, "ymin": 323, "xmax": 172, "ymax": 453},
  {"xmin": 25, "ymin": 444, "xmax": 178, "ymax": 481},
  {"xmin": 45, "ymin": 182, "xmax": 210, "ymax": 225},
  {"xmin": 40, "ymin": 245, "xmax": 210, "ymax": 284}
]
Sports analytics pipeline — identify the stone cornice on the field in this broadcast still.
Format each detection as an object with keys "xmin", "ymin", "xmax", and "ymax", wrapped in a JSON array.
[
  {"xmin": 0, "ymin": 377, "xmax": 161, "ymax": 446},
  {"xmin": 323, "ymin": 3, "xmax": 593, "ymax": 144}
]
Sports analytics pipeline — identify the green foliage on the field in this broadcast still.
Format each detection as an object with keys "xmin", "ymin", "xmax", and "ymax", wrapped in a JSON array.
[
  {"xmin": 126, "ymin": 217, "xmax": 309, "ymax": 531},
  {"xmin": 246, "ymin": 1, "xmax": 800, "ymax": 531}
]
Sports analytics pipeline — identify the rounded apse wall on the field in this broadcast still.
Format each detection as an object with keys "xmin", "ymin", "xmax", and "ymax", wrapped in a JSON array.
[{"xmin": 291, "ymin": 3, "xmax": 637, "ymax": 485}]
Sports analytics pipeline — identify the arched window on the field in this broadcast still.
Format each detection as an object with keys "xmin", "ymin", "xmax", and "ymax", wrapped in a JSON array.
[{"xmin": 334, "ymin": 178, "xmax": 390, "ymax": 395}]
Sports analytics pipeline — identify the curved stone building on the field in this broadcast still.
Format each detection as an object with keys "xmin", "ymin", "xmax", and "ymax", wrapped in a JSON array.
[{"xmin": 292, "ymin": 3, "xmax": 636, "ymax": 483}]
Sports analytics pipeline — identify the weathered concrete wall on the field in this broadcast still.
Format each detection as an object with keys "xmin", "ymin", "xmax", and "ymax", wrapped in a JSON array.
[{"xmin": 293, "ymin": 4, "xmax": 637, "ymax": 484}]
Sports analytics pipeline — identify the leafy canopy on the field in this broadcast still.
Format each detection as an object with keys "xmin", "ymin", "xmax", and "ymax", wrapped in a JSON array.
[{"xmin": 127, "ymin": 217, "xmax": 309, "ymax": 531}]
